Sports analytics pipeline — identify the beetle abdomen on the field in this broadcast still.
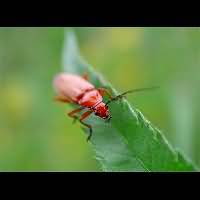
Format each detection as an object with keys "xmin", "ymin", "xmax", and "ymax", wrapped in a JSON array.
[{"xmin": 53, "ymin": 73, "xmax": 94, "ymax": 102}]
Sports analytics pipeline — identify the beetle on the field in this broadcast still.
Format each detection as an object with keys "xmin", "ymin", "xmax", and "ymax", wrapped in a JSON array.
[{"xmin": 53, "ymin": 72, "xmax": 157, "ymax": 141}]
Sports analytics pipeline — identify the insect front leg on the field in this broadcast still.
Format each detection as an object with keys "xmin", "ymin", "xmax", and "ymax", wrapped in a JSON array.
[
  {"xmin": 97, "ymin": 88, "xmax": 113, "ymax": 100},
  {"xmin": 106, "ymin": 94, "xmax": 125, "ymax": 105}
]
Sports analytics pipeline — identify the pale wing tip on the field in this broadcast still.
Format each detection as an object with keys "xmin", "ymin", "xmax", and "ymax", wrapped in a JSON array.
[{"xmin": 53, "ymin": 73, "xmax": 66, "ymax": 93}]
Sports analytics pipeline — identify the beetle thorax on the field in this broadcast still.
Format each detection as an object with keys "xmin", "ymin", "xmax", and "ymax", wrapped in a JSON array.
[{"xmin": 78, "ymin": 89, "xmax": 103, "ymax": 108}]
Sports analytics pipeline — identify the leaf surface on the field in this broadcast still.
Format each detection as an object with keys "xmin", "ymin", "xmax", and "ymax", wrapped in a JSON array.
[{"xmin": 61, "ymin": 30, "xmax": 197, "ymax": 171}]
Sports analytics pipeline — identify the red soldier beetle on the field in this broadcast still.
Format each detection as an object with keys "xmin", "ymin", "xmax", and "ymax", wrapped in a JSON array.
[{"xmin": 53, "ymin": 73, "xmax": 158, "ymax": 141}]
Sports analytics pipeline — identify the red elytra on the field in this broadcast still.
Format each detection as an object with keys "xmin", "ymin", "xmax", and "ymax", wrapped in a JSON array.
[{"xmin": 53, "ymin": 73, "xmax": 158, "ymax": 141}]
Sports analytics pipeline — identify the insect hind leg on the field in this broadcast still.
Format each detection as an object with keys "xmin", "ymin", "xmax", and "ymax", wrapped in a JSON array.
[{"xmin": 54, "ymin": 95, "xmax": 73, "ymax": 104}]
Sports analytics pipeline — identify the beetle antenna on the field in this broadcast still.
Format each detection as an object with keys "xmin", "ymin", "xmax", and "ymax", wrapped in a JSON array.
[
  {"xmin": 106, "ymin": 86, "xmax": 159, "ymax": 105},
  {"xmin": 118, "ymin": 86, "xmax": 159, "ymax": 96}
]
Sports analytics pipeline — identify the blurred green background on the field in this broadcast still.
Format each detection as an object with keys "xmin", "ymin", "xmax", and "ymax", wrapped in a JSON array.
[{"xmin": 0, "ymin": 27, "xmax": 200, "ymax": 171}]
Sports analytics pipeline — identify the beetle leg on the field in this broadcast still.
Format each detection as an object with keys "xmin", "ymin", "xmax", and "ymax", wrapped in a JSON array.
[
  {"xmin": 68, "ymin": 107, "xmax": 85, "ymax": 123},
  {"xmin": 105, "ymin": 94, "xmax": 125, "ymax": 105},
  {"xmin": 97, "ymin": 88, "xmax": 113, "ymax": 100},
  {"xmin": 54, "ymin": 95, "xmax": 72, "ymax": 103},
  {"xmin": 82, "ymin": 72, "xmax": 89, "ymax": 81},
  {"xmin": 79, "ymin": 110, "xmax": 94, "ymax": 141},
  {"xmin": 68, "ymin": 107, "xmax": 94, "ymax": 141}
]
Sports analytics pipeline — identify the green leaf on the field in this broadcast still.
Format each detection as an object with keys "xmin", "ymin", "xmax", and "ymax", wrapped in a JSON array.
[{"xmin": 61, "ymin": 30, "xmax": 198, "ymax": 171}]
